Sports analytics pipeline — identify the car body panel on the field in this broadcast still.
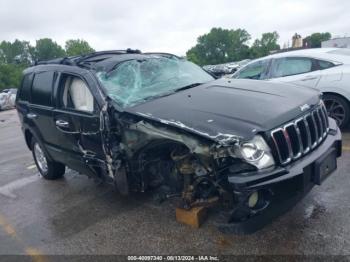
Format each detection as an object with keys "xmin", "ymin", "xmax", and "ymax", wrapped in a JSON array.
[
  {"xmin": 127, "ymin": 78, "xmax": 321, "ymax": 142},
  {"xmin": 268, "ymin": 69, "xmax": 322, "ymax": 88}
]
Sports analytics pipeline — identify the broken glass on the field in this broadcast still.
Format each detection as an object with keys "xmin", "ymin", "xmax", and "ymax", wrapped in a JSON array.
[{"xmin": 96, "ymin": 57, "xmax": 214, "ymax": 108}]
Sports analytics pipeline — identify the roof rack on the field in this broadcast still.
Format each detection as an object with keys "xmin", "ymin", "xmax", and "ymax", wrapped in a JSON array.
[
  {"xmin": 34, "ymin": 56, "xmax": 79, "ymax": 66},
  {"xmin": 33, "ymin": 49, "xmax": 142, "ymax": 66},
  {"xmin": 33, "ymin": 49, "xmax": 180, "ymax": 67},
  {"xmin": 143, "ymin": 52, "xmax": 180, "ymax": 59},
  {"xmin": 76, "ymin": 49, "xmax": 142, "ymax": 64}
]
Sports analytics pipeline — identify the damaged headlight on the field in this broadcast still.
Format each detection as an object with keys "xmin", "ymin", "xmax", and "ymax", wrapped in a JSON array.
[{"xmin": 230, "ymin": 135, "xmax": 275, "ymax": 169}]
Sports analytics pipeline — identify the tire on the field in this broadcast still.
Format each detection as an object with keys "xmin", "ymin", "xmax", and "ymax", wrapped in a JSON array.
[
  {"xmin": 323, "ymin": 94, "xmax": 350, "ymax": 129},
  {"xmin": 31, "ymin": 137, "xmax": 65, "ymax": 180}
]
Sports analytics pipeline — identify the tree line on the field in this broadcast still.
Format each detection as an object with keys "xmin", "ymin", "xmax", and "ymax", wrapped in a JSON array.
[
  {"xmin": 186, "ymin": 28, "xmax": 331, "ymax": 65},
  {"xmin": 0, "ymin": 38, "xmax": 94, "ymax": 90},
  {"xmin": 0, "ymin": 30, "xmax": 331, "ymax": 90}
]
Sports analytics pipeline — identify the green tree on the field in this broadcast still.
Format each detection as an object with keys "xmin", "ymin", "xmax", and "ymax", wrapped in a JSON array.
[
  {"xmin": 0, "ymin": 63, "xmax": 26, "ymax": 90},
  {"xmin": 250, "ymin": 31, "xmax": 280, "ymax": 58},
  {"xmin": 0, "ymin": 40, "xmax": 32, "ymax": 65},
  {"xmin": 303, "ymin": 32, "xmax": 331, "ymax": 48},
  {"xmin": 186, "ymin": 28, "xmax": 251, "ymax": 65},
  {"xmin": 33, "ymin": 38, "xmax": 65, "ymax": 61},
  {"xmin": 65, "ymin": 39, "xmax": 95, "ymax": 56}
]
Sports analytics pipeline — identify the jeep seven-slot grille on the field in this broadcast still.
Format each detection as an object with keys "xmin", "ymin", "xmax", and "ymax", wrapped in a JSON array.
[{"xmin": 270, "ymin": 103, "xmax": 329, "ymax": 165}]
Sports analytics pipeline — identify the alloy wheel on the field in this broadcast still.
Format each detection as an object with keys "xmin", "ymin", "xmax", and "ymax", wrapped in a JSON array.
[
  {"xmin": 34, "ymin": 143, "xmax": 48, "ymax": 173},
  {"xmin": 324, "ymin": 98, "xmax": 346, "ymax": 127}
]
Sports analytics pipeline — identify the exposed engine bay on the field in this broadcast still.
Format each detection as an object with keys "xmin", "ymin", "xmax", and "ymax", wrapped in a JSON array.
[{"xmin": 99, "ymin": 103, "xmax": 241, "ymax": 212}]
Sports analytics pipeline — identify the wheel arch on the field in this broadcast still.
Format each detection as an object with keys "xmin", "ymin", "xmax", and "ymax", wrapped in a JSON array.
[
  {"xmin": 322, "ymin": 91, "xmax": 350, "ymax": 105},
  {"xmin": 322, "ymin": 91, "xmax": 350, "ymax": 128},
  {"xmin": 24, "ymin": 129, "xmax": 33, "ymax": 150},
  {"xmin": 23, "ymin": 127, "xmax": 55, "ymax": 162}
]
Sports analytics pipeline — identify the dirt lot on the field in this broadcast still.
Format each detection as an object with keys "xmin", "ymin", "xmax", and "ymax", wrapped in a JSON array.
[{"xmin": 1, "ymin": 109, "xmax": 350, "ymax": 257}]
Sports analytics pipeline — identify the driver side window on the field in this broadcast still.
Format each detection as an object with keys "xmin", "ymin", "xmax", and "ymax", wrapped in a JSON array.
[
  {"xmin": 235, "ymin": 59, "xmax": 270, "ymax": 80},
  {"xmin": 60, "ymin": 74, "xmax": 95, "ymax": 113}
]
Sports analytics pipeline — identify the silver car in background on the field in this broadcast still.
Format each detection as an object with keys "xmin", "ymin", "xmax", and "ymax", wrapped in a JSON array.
[
  {"xmin": 0, "ymin": 88, "xmax": 17, "ymax": 111},
  {"xmin": 233, "ymin": 48, "xmax": 350, "ymax": 128}
]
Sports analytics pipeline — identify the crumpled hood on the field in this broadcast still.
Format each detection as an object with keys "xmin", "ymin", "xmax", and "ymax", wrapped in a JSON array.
[{"xmin": 126, "ymin": 78, "xmax": 320, "ymax": 143}]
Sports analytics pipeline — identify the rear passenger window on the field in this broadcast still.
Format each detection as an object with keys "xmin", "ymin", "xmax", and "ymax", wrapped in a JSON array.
[
  {"xmin": 270, "ymin": 57, "xmax": 314, "ymax": 78},
  {"xmin": 32, "ymin": 71, "xmax": 54, "ymax": 106},
  {"xmin": 19, "ymin": 73, "xmax": 33, "ymax": 101},
  {"xmin": 60, "ymin": 75, "xmax": 94, "ymax": 113}
]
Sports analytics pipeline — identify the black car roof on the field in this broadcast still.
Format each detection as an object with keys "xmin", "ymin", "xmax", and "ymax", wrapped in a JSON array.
[{"xmin": 25, "ymin": 49, "xmax": 181, "ymax": 74}]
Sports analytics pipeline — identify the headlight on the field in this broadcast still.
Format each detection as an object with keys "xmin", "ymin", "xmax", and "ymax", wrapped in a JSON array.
[{"xmin": 231, "ymin": 135, "xmax": 275, "ymax": 169}]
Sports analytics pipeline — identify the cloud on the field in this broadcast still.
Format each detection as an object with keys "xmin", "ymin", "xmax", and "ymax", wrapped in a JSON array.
[{"xmin": 1, "ymin": 0, "xmax": 349, "ymax": 55}]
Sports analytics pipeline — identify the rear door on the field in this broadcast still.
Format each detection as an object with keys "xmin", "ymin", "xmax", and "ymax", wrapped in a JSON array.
[
  {"xmin": 268, "ymin": 57, "xmax": 321, "ymax": 88},
  {"xmin": 27, "ymin": 70, "xmax": 58, "ymax": 150},
  {"xmin": 50, "ymin": 71, "xmax": 105, "ymax": 175}
]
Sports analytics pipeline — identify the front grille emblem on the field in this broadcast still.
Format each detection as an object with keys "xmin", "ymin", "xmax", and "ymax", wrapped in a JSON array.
[{"xmin": 300, "ymin": 104, "xmax": 310, "ymax": 112}]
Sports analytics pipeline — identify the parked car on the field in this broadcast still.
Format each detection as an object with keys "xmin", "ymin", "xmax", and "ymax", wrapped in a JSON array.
[
  {"xmin": 16, "ymin": 50, "xmax": 341, "ymax": 233},
  {"xmin": 0, "ymin": 88, "xmax": 17, "ymax": 111},
  {"xmin": 233, "ymin": 48, "xmax": 350, "ymax": 128},
  {"xmin": 203, "ymin": 59, "xmax": 251, "ymax": 78}
]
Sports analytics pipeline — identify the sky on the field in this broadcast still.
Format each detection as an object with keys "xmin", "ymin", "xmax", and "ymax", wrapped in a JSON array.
[{"xmin": 1, "ymin": 0, "xmax": 349, "ymax": 56}]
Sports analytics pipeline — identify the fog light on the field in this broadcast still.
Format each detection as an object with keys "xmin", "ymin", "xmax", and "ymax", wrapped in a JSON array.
[{"xmin": 248, "ymin": 191, "xmax": 259, "ymax": 208}]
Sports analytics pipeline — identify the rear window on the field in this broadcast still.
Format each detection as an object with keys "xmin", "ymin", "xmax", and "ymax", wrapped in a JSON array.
[
  {"xmin": 31, "ymin": 71, "xmax": 54, "ymax": 106},
  {"xmin": 19, "ymin": 73, "xmax": 33, "ymax": 101}
]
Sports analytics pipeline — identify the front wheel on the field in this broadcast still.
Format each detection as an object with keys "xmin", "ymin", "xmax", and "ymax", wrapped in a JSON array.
[
  {"xmin": 31, "ymin": 137, "xmax": 65, "ymax": 180},
  {"xmin": 323, "ymin": 94, "xmax": 350, "ymax": 129}
]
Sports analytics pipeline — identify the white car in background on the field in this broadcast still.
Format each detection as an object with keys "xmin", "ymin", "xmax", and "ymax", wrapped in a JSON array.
[
  {"xmin": 233, "ymin": 48, "xmax": 350, "ymax": 128},
  {"xmin": 0, "ymin": 88, "xmax": 17, "ymax": 111}
]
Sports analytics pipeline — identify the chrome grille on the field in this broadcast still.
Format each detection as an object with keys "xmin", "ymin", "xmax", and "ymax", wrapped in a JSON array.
[{"xmin": 271, "ymin": 103, "xmax": 330, "ymax": 165}]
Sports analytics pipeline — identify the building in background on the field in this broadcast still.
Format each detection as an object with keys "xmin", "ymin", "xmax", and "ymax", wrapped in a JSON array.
[
  {"xmin": 292, "ymin": 33, "xmax": 303, "ymax": 48},
  {"xmin": 322, "ymin": 37, "xmax": 350, "ymax": 48}
]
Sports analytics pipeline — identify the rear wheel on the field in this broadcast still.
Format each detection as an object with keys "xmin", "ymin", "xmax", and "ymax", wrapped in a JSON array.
[
  {"xmin": 31, "ymin": 137, "xmax": 65, "ymax": 179},
  {"xmin": 323, "ymin": 94, "xmax": 350, "ymax": 128}
]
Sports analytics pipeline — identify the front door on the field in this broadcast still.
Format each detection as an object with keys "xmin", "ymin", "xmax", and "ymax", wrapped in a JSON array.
[{"xmin": 50, "ymin": 72, "xmax": 105, "ymax": 176}]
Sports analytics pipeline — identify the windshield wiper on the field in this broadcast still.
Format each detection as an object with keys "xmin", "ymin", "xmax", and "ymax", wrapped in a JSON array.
[
  {"xmin": 173, "ymin": 83, "xmax": 203, "ymax": 93},
  {"xmin": 138, "ymin": 83, "xmax": 203, "ymax": 104},
  {"xmin": 141, "ymin": 91, "xmax": 175, "ymax": 103}
]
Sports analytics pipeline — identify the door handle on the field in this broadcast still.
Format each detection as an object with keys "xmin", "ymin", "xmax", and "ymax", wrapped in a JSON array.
[
  {"xmin": 55, "ymin": 120, "xmax": 70, "ymax": 128},
  {"xmin": 301, "ymin": 76, "xmax": 318, "ymax": 81},
  {"xmin": 27, "ymin": 113, "xmax": 37, "ymax": 119}
]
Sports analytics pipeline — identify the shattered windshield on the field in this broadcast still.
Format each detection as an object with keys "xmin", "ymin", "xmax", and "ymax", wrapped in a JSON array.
[{"xmin": 95, "ymin": 57, "xmax": 214, "ymax": 108}]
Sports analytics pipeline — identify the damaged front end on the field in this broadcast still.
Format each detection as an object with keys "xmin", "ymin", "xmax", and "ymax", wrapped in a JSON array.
[
  {"xmin": 97, "ymin": 100, "xmax": 280, "ymax": 232},
  {"xmin": 87, "ymin": 53, "xmax": 341, "ymax": 234},
  {"xmin": 96, "ymin": 95, "xmax": 342, "ymax": 235}
]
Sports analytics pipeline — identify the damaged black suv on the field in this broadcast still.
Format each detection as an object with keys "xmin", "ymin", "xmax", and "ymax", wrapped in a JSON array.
[{"xmin": 16, "ymin": 49, "xmax": 342, "ymax": 233}]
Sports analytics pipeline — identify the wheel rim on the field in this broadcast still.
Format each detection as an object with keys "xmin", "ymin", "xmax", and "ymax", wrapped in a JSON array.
[
  {"xmin": 34, "ymin": 143, "xmax": 48, "ymax": 173},
  {"xmin": 324, "ymin": 98, "xmax": 346, "ymax": 127}
]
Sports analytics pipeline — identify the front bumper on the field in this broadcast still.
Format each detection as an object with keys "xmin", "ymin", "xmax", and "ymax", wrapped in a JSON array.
[{"xmin": 217, "ymin": 118, "xmax": 342, "ymax": 234}]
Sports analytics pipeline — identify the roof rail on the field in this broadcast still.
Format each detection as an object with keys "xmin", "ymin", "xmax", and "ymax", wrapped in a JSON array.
[
  {"xmin": 143, "ymin": 52, "xmax": 180, "ymax": 59},
  {"xmin": 33, "ymin": 56, "xmax": 79, "ymax": 66},
  {"xmin": 76, "ymin": 49, "xmax": 142, "ymax": 64},
  {"xmin": 32, "ymin": 49, "xmax": 180, "ymax": 67}
]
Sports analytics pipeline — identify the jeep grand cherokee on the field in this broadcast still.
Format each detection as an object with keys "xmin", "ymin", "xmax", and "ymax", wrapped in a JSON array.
[{"xmin": 16, "ymin": 49, "xmax": 342, "ymax": 233}]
